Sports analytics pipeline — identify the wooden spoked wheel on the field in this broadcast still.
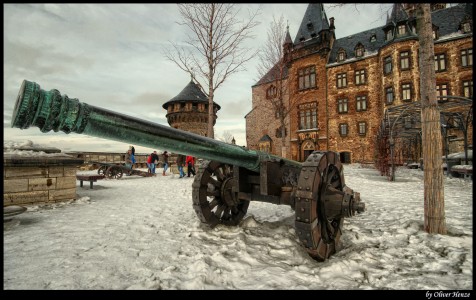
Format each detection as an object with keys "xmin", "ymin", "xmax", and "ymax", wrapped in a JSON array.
[
  {"xmin": 106, "ymin": 166, "xmax": 123, "ymax": 179},
  {"xmin": 294, "ymin": 151, "xmax": 346, "ymax": 261},
  {"xmin": 97, "ymin": 165, "xmax": 108, "ymax": 175},
  {"xmin": 192, "ymin": 160, "xmax": 249, "ymax": 228}
]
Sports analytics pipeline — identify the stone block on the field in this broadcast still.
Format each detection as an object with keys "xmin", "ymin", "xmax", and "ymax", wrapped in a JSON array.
[
  {"xmin": 49, "ymin": 188, "xmax": 77, "ymax": 202},
  {"xmin": 29, "ymin": 177, "xmax": 56, "ymax": 191},
  {"xmin": 48, "ymin": 166, "xmax": 64, "ymax": 177},
  {"xmin": 3, "ymin": 190, "xmax": 49, "ymax": 205},
  {"xmin": 4, "ymin": 179, "xmax": 29, "ymax": 193},
  {"xmin": 4, "ymin": 167, "xmax": 48, "ymax": 179}
]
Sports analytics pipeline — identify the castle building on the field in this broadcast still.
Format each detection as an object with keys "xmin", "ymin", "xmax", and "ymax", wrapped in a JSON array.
[
  {"xmin": 163, "ymin": 78, "xmax": 221, "ymax": 137},
  {"xmin": 246, "ymin": 3, "xmax": 473, "ymax": 164}
]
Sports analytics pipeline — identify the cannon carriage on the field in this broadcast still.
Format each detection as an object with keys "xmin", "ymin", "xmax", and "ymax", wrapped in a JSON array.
[{"xmin": 11, "ymin": 80, "xmax": 365, "ymax": 261}]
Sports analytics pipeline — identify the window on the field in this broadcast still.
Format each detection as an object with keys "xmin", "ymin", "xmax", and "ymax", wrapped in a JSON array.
[
  {"xmin": 462, "ymin": 22, "xmax": 471, "ymax": 33},
  {"xmin": 298, "ymin": 66, "xmax": 316, "ymax": 90},
  {"xmin": 400, "ymin": 51, "xmax": 410, "ymax": 70},
  {"xmin": 338, "ymin": 98, "xmax": 348, "ymax": 113},
  {"xmin": 266, "ymin": 85, "xmax": 277, "ymax": 98},
  {"xmin": 358, "ymin": 122, "xmax": 366, "ymax": 136},
  {"xmin": 356, "ymin": 95, "xmax": 367, "ymax": 111},
  {"xmin": 337, "ymin": 49, "xmax": 346, "ymax": 62},
  {"xmin": 384, "ymin": 56, "xmax": 392, "ymax": 75},
  {"xmin": 386, "ymin": 87, "xmax": 394, "ymax": 104},
  {"xmin": 436, "ymin": 83, "xmax": 450, "ymax": 101},
  {"xmin": 355, "ymin": 45, "xmax": 364, "ymax": 57},
  {"xmin": 386, "ymin": 29, "xmax": 393, "ymax": 41},
  {"xmin": 370, "ymin": 34, "xmax": 377, "ymax": 42},
  {"xmin": 339, "ymin": 123, "xmax": 348, "ymax": 137},
  {"xmin": 463, "ymin": 80, "xmax": 473, "ymax": 98},
  {"xmin": 337, "ymin": 73, "xmax": 347, "ymax": 88},
  {"xmin": 259, "ymin": 142, "xmax": 271, "ymax": 153},
  {"xmin": 402, "ymin": 83, "xmax": 412, "ymax": 101},
  {"xmin": 275, "ymin": 126, "xmax": 287, "ymax": 138},
  {"xmin": 298, "ymin": 103, "xmax": 318, "ymax": 130},
  {"xmin": 434, "ymin": 53, "xmax": 446, "ymax": 72},
  {"xmin": 461, "ymin": 48, "xmax": 472, "ymax": 67},
  {"xmin": 432, "ymin": 29, "xmax": 438, "ymax": 40},
  {"xmin": 397, "ymin": 24, "xmax": 406, "ymax": 35},
  {"xmin": 355, "ymin": 69, "xmax": 366, "ymax": 85}
]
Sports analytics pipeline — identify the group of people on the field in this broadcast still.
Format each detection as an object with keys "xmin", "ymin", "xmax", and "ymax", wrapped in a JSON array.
[
  {"xmin": 142, "ymin": 147, "xmax": 196, "ymax": 178},
  {"xmin": 126, "ymin": 145, "xmax": 196, "ymax": 178}
]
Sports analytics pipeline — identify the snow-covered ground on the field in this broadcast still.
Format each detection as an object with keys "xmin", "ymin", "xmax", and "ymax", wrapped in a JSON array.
[{"xmin": 3, "ymin": 155, "xmax": 472, "ymax": 290}]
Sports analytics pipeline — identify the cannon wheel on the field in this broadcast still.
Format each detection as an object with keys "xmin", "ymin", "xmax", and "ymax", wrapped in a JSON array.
[
  {"xmin": 192, "ymin": 160, "xmax": 249, "ymax": 228},
  {"xmin": 294, "ymin": 151, "xmax": 345, "ymax": 261},
  {"xmin": 97, "ymin": 165, "xmax": 108, "ymax": 176},
  {"xmin": 106, "ymin": 166, "xmax": 123, "ymax": 179}
]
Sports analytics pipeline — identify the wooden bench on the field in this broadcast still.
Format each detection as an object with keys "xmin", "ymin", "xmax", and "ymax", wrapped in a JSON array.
[
  {"xmin": 76, "ymin": 174, "xmax": 105, "ymax": 189},
  {"xmin": 450, "ymin": 166, "xmax": 473, "ymax": 180}
]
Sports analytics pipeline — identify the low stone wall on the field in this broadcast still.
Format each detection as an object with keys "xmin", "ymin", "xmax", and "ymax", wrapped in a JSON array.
[{"xmin": 3, "ymin": 154, "xmax": 84, "ymax": 206}]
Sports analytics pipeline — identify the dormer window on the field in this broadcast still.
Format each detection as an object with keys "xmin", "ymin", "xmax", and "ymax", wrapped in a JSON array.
[
  {"xmin": 397, "ymin": 24, "xmax": 406, "ymax": 35},
  {"xmin": 337, "ymin": 49, "xmax": 346, "ymax": 62},
  {"xmin": 307, "ymin": 20, "xmax": 313, "ymax": 31},
  {"xmin": 432, "ymin": 29, "xmax": 438, "ymax": 40},
  {"xmin": 370, "ymin": 34, "xmax": 376, "ymax": 42},
  {"xmin": 386, "ymin": 29, "xmax": 393, "ymax": 41},
  {"xmin": 355, "ymin": 44, "xmax": 365, "ymax": 58},
  {"xmin": 462, "ymin": 21, "xmax": 471, "ymax": 33}
]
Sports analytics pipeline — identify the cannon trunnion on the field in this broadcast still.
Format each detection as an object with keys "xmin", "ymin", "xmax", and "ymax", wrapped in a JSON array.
[{"xmin": 11, "ymin": 80, "xmax": 365, "ymax": 261}]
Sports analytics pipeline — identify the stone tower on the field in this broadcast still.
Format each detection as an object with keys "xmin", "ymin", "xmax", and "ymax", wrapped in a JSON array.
[{"xmin": 163, "ymin": 79, "xmax": 221, "ymax": 137}]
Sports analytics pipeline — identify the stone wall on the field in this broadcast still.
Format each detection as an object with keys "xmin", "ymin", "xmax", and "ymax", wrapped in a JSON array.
[{"xmin": 3, "ymin": 154, "xmax": 84, "ymax": 206}]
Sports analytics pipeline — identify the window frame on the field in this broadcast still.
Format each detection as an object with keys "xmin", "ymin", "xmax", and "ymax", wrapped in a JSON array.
[
  {"xmin": 336, "ymin": 72, "xmax": 347, "ymax": 88},
  {"xmin": 298, "ymin": 103, "xmax": 318, "ymax": 130},
  {"xmin": 356, "ymin": 95, "xmax": 368, "ymax": 112},
  {"xmin": 358, "ymin": 121, "xmax": 367, "ymax": 136},
  {"xmin": 436, "ymin": 83, "xmax": 450, "ymax": 102},
  {"xmin": 463, "ymin": 80, "xmax": 473, "ymax": 98},
  {"xmin": 434, "ymin": 53, "xmax": 447, "ymax": 72},
  {"xmin": 337, "ymin": 98, "xmax": 348, "ymax": 114},
  {"xmin": 384, "ymin": 56, "xmax": 393, "ymax": 75},
  {"xmin": 298, "ymin": 66, "xmax": 317, "ymax": 91},
  {"xmin": 339, "ymin": 123, "xmax": 348, "ymax": 137},
  {"xmin": 399, "ymin": 51, "xmax": 411, "ymax": 70},
  {"xmin": 355, "ymin": 69, "xmax": 366, "ymax": 85},
  {"xmin": 401, "ymin": 83, "xmax": 412, "ymax": 102},
  {"xmin": 385, "ymin": 87, "xmax": 394, "ymax": 105},
  {"xmin": 461, "ymin": 48, "xmax": 473, "ymax": 67}
]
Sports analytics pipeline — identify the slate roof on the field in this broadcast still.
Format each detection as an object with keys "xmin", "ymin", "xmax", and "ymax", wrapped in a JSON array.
[
  {"xmin": 162, "ymin": 80, "xmax": 221, "ymax": 110},
  {"xmin": 328, "ymin": 3, "xmax": 472, "ymax": 65}
]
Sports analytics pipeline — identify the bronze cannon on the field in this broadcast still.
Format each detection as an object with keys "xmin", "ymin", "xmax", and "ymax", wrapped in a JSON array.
[{"xmin": 11, "ymin": 80, "xmax": 365, "ymax": 261}]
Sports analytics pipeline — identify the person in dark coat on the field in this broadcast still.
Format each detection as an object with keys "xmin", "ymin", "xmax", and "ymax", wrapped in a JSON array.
[
  {"xmin": 176, "ymin": 154, "xmax": 186, "ymax": 178},
  {"xmin": 162, "ymin": 151, "xmax": 170, "ymax": 176}
]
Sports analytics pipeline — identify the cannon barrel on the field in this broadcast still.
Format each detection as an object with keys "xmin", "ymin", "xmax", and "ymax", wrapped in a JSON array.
[
  {"xmin": 11, "ymin": 80, "xmax": 300, "ymax": 172},
  {"xmin": 11, "ymin": 80, "xmax": 364, "ymax": 262}
]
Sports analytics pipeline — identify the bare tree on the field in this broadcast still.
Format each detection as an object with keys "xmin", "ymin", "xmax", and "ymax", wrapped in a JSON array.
[
  {"xmin": 218, "ymin": 130, "xmax": 234, "ymax": 144},
  {"xmin": 164, "ymin": 4, "xmax": 260, "ymax": 139},
  {"xmin": 415, "ymin": 4, "xmax": 446, "ymax": 234},
  {"xmin": 256, "ymin": 15, "xmax": 296, "ymax": 157}
]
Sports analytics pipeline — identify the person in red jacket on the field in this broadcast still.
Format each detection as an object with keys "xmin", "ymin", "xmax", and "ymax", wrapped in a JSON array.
[{"xmin": 185, "ymin": 155, "xmax": 196, "ymax": 177}]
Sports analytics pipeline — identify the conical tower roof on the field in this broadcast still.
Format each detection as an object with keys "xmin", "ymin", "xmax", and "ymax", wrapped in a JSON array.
[
  {"xmin": 162, "ymin": 80, "xmax": 220, "ymax": 110},
  {"xmin": 293, "ymin": 3, "xmax": 329, "ymax": 44}
]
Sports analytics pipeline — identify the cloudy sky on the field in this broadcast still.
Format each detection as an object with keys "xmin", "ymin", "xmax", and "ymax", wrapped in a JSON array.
[
  {"xmin": 4, "ymin": 145, "xmax": 472, "ymax": 289},
  {"xmin": 4, "ymin": 3, "xmax": 393, "ymax": 154}
]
